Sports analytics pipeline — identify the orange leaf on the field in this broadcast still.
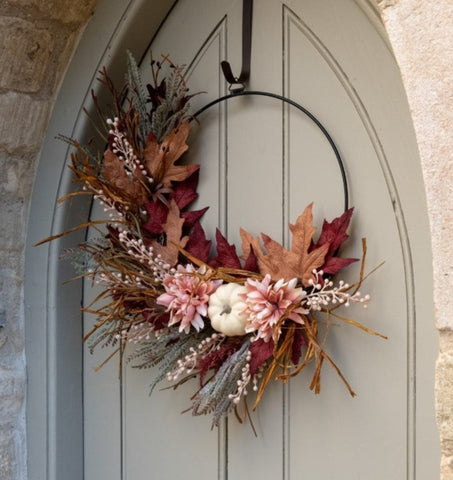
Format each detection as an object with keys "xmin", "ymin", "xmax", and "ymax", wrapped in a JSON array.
[
  {"xmin": 240, "ymin": 204, "xmax": 328, "ymax": 285},
  {"xmin": 103, "ymin": 149, "xmax": 148, "ymax": 205},
  {"xmin": 152, "ymin": 200, "xmax": 188, "ymax": 266},
  {"xmin": 143, "ymin": 122, "xmax": 199, "ymax": 188}
]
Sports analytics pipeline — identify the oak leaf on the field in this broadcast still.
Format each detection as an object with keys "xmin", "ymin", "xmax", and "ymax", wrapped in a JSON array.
[
  {"xmin": 103, "ymin": 149, "xmax": 148, "ymax": 205},
  {"xmin": 151, "ymin": 200, "xmax": 188, "ymax": 266},
  {"xmin": 143, "ymin": 122, "xmax": 199, "ymax": 188}
]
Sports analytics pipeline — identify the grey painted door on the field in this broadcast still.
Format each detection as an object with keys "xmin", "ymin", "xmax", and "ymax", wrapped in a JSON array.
[{"xmin": 83, "ymin": 1, "xmax": 439, "ymax": 479}]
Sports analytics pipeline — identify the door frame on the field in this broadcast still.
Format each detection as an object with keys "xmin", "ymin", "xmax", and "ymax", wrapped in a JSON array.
[
  {"xmin": 25, "ymin": 2, "xmax": 175, "ymax": 478},
  {"xmin": 24, "ymin": 1, "xmax": 437, "ymax": 479}
]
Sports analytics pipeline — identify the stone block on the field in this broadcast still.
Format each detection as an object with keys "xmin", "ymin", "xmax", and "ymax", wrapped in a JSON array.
[
  {"xmin": 436, "ymin": 351, "xmax": 453, "ymax": 453},
  {"xmin": 0, "ymin": 369, "xmax": 25, "ymax": 422},
  {"xmin": 0, "ymin": 424, "xmax": 16, "ymax": 479},
  {"xmin": 0, "ymin": 202, "xmax": 26, "ymax": 251},
  {"xmin": 0, "ymin": 92, "xmax": 51, "ymax": 153},
  {"xmin": 441, "ymin": 455, "xmax": 453, "ymax": 480},
  {"xmin": 0, "ymin": 152, "xmax": 35, "ymax": 201},
  {"xmin": 2, "ymin": 0, "xmax": 97, "ymax": 24},
  {"xmin": 0, "ymin": 17, "xmax": 53, "ymax": 93}
]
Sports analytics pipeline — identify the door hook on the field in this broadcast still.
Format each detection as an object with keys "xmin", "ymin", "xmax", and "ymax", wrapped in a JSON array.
[{"xmin": 221, "ymin": 0, "xmax": 253, "ymax": 92}]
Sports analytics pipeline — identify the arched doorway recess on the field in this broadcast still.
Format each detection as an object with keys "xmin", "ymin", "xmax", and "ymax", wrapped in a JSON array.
[{"xmin": 25, "ymin": 1, "xmax": 439, "ymax": 479}]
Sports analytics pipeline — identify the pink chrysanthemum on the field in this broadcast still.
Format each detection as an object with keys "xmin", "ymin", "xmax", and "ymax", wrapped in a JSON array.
[
  {"xmin": 243, "ymin": 274, "xmax": 307, "ymax": 342},
  {"xmin": 157, "ymin": 264, "xmax": 221, "ymax": 333}
]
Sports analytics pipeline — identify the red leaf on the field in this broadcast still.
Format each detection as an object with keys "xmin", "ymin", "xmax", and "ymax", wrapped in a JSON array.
[
  {"xmin": 198, "ymin": 341, "xmax": 240, "ymax": 385},
  {"xmin": 142, "ymin": 201, "xmax": 168, "ymax": 235},
  {"xmin": 181, "ymin": 207, "xmax": 209, "ymax": 229},
  {"xmin": 291, "ymin": 327, "xmax": 306, "ymax": 365},
  {"xmin": 249, "ymin": 338, "xmax": 274, "ymax": 377},
  {"xmin": 185, "ymin": 221, "xmax": 212, "ymax": 264},
  {"xmin": 210, "ymin": 229, "xmax": 242, "ymax": 269},
  {"xmin": 312, "ymin": 208, "xmax": 357, "ymax": 275},
  {"xmin": 244, "ymin": 246, "xmax": 259, "ymax": 273},
  {"xmin": 321, "ymin": 256, "xmax": 357, "ymax": 275},
  {"xmin": 141, "ymin": 311, "xmax": 169, "ymax": 330},
  {"xmin": 314, "ymin": 208, "xmax": 354, "ymax": 256},
  {"xmin": 170, "ymin": 169, "xmax": 200, "ymax": 209}
]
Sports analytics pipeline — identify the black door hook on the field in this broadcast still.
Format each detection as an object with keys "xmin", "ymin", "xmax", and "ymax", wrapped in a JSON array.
[{"xmin": 221, "ymin": 0, "xmax": 253, "ymax": 92}]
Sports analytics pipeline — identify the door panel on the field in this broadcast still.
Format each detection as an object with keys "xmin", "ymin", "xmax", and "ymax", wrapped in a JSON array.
[{"xmin": 83, "ymin": 0, "xmax": 436, "ymax": 478}]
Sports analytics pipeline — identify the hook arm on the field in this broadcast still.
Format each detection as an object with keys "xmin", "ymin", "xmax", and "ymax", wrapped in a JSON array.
[{"xmin": 221, "ymin": 0, "xmax": 253, "ymax": 91}]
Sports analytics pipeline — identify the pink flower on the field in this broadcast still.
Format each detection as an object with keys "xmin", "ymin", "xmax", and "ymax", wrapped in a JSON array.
[
  {"xmin": 243, "ymin": 274, "xmax": 307, "ymax": 342},
  {"xmin": 157, "ymin": 264, "xmax": 221, "ymax": 333}
]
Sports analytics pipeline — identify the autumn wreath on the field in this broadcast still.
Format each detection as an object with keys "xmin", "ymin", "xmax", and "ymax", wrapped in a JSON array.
[{"xmin": 41, "ymin": 54, "xmax": 385, "ymax": 429}]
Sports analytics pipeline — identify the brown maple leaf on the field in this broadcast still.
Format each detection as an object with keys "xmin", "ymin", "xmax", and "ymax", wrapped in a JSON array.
[
  {"xmin": 103, "ymin": 149, "xmax": 148, "ymax": 205},
  {"xmin": 240, "ymin": 204, "xmax": 329, "ymax": 286},
  {"xmin": 151, "ymin": 200, "xmax": 188, "ymax": 266},
  {"xmin": 143, "ymin": 122, "xmax": 199, "ymax": 189}
]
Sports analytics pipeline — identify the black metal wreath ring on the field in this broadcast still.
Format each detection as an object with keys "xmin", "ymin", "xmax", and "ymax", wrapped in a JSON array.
[{"xmin": 192, "ymin": 90, "xmax": 349, "ymax": 213}]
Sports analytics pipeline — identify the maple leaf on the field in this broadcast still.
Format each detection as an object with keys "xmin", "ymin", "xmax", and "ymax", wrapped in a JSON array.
[
  {"xmin": 210, "ymin": 229, "xmax": 242, "ymax": 269},
  {"xmin": 244, "ymin": 246, "xmax": 259, "ymax": 273},
  {"xmin": 240, "ymin": 204, "xmax": 329, "ymax": 286},
  {"xmin": 185, "ymin": 221, "xmax": 212, "ymax": 264},
  {"xmin": 249, "ymin": 338, "xmax": 275, "ymax": 376},
  {"xmin": 170, "ymin": 169, "xmax": 200, "ymax": 209},
  {"xmin": 181, "ymin": 207, "xmax": 209, "ymax": 229},
  {"xmin": 103, "ymin": 149, "xmax": 148, "ymax": 205},
  {"xmin": 142, "ymin": 200, "xmax": 168, "ymax": 235},
  {"xmin": 321, "ymin": 256, "xmax": 357, "ymax": 276},
  {"xmin": 312, "ymin": 207, "xmax": 358, "ymax": 275},
  {"xmin": 143, "ymin": 122, "xmax": 199, "ymax": 188},
  {"xmin": 151, "ymin": 200, "xmax": 188, "ymax": 266}
]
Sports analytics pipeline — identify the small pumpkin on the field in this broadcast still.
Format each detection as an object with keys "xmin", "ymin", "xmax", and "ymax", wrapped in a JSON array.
[{"xmin": 208, "ymin": 283, "xmax": 248, "ymax": 336}]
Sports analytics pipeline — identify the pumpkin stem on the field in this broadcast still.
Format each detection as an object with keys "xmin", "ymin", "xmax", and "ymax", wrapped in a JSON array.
[{"xmin": 220, "ymin": 305, "xmax": 232, "ymax": 315}]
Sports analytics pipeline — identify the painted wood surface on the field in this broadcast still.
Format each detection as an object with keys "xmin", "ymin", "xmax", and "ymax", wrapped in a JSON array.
[{"xmin": 82, "ymin": 1, "xmax": 439, "ymax": 478}]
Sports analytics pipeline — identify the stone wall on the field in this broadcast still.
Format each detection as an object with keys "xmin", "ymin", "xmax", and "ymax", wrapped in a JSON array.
[
  {"xmin": 0, "ymin": 0, "xmax": 450, "ymax": 478},
  {"xmin": 376, "ymin": 1, "xmax": 453, "ymax": 478},
  {"xmin": 0, "ymin": 1, "xmax": 96, "ymax": 478}
]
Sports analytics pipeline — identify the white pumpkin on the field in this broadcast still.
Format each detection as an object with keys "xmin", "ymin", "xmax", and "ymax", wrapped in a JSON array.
[{"xmin": 208, "ymin": 283, "xmax": 248, "ymax": 336}]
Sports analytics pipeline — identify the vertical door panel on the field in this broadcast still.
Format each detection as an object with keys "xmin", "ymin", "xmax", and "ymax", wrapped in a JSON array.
[{"xmin": 284, "ymin": 6, "xmax": 407, "ymax": 478}]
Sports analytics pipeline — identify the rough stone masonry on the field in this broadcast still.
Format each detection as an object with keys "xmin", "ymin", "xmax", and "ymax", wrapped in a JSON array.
[{"xmin": 0, "ymin": 0, "xmax": 451, "ymax": 479}]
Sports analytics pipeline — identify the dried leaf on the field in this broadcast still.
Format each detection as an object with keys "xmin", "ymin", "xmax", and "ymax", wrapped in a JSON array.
[
  {"xmin": 143, "ymin": 122, "xmax": 199, "ymax": 188},
  {"xmin": 152, "ymin": 200, "xmax": 188, "ymax": 266},
  {"xmin": 103, "ymin": 149, "xmax": 147, "ymax": 205},
  {"xmin": 241, "ymin": 204, "xmax": 329, "ymax": 285}
]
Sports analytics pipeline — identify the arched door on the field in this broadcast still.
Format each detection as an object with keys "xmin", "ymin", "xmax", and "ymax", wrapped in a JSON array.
[
  {"xmin": 83, "ymin": 1, "xmax": 439, "ymax": 479},
  {"xmin": 26, "ymin": 1, "xmax": 439, "ymax": 479}
]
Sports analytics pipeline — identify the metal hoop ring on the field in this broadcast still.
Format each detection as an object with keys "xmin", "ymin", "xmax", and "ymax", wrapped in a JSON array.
[{"xmin": 192, "ymin": 90, "xmax": 349, "ymax": 212}]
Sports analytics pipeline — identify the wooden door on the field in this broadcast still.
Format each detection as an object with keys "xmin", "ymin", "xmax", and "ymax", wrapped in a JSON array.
[{"xmin": 84, "ymin": 1, "xmax": 439, "ymax": 478}]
